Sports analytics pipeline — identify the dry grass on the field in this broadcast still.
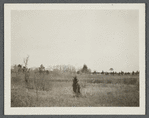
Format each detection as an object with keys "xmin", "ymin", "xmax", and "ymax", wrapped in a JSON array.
[{"xmin": 11, "ymin": 73, "xmax": 139, "ymax": 107}]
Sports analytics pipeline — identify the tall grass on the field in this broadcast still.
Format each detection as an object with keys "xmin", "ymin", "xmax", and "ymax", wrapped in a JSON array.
[{"xmin": 11, "ymin": 72, "xmax": 139, "ymax": 107}]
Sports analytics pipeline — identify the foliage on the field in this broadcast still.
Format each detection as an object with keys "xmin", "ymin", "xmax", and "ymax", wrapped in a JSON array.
[{"xmin": 80, "ymin": 64, "xmax": 92, "ymax": 74}]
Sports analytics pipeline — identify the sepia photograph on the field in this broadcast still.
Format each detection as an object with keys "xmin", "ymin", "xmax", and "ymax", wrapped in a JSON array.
[{"xmin": 4, "ymin": 4, "xmax": 145, "ymax": 115}]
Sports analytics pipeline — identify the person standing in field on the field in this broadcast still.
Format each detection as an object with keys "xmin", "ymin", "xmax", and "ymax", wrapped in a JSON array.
[{"xmin": 72, "ymin": 76, "xmax": 81, "ymax": 96}]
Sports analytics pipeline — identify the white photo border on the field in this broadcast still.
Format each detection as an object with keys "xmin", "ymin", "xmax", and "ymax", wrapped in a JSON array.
[{"xmin": 4, "ymin": 3, "xmax": 145, "ymax": 115}]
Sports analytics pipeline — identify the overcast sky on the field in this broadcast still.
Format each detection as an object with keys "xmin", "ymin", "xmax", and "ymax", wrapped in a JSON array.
[{"xmin": 11, "ymin": 10, "xmax": 139, "ymax": 72}]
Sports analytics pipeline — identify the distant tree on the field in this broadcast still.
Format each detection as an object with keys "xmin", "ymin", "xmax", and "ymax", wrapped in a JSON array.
[
  {"xmin": 39, "ymin": 64, "xmax": 45, "ymax": 73},
  {"xmin": 132, "ymin": 71, "xmax": 135, "ymax": 75},
  {"xmin": 125, "ymin": 72, "xmax": 130, "ymax": 75},
  {"xmin": 24, "ymin": 55, "xmax": 29, "ymax": 68},
  {"xmin": 135, "ymin": 71, "xmax": 139, "ymax": 75},
  {"xmin": 18, "ymin": 64, "xmax": 22, "ymax": 68},
  {"xmin": 23, "ymin": 55, "xmax": 30, "ymax": 83},
  {"xmin": 109, "ymin": 68, "xmax": 114, "ymax": 71},
  {"xmin": 101, "ymin": 71, "xmax": 104, "ymax": 75},
  {"xmin": 22, "ymin": 66, "xmax": 27, "ymax": 73},
  {"xmin": 88, "ymin": 69, "xmax": 92, "ymax": 74},
  {"xmin": 12, "ymin": 64, "xmax": 19, "ymax": 76},
  {"xmin": 46, "ymin": 70, "xmax": 49, "ymax": 74},
  {"xmin": 18, "ymin": 64, "xmax": 22, "ymax": 72},
  {"xmin": 109, "ymin": 68, "xmax": 114, "ymax": 75},
  {"xmin": 121, "ymin": 71, "xmax": 124, "ymax": 75},
  {"xmin": 81, "ymin": 64, "xmax": 88, "ymax": 73},
  {"xmin": 93, "ymin": 71, "xmax": 96, "ymax": 74},
  {"xmin": 80, "ymin": 64, "xmax": 91, "ymax": 74},
  {"xmin": 118, "ymin": 72, "xmax": 121, "ymax": 75}
]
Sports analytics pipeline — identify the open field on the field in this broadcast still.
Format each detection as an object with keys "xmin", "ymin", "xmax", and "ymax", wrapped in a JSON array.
[{"xmin": 11, "ymin": 73, "xmax": 139, "ymax": 107}]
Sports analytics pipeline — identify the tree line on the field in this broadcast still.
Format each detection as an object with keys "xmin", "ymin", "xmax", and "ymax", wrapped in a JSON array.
[
  {"xmin": 11, "ymin": 63, "xmax": 139, "ymax": 76},
  {"xmin": 92, "ymin": 70, "xmax": 139, "ymax": 75}
]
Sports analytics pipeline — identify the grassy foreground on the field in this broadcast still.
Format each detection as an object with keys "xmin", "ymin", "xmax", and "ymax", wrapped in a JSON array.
[{"xmin": 11, "ymin": 73, "xmax": 139, "ymax": 107}]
